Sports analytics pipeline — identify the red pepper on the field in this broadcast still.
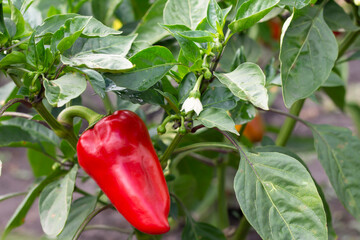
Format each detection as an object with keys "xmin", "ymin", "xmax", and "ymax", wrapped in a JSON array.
[{"xmin": 77, "ymin": 110, "xmax": 170, "ymax": 234}]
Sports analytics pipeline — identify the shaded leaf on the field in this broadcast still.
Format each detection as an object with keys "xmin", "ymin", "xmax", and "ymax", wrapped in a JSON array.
[
  {"xmin": 182, "ymin": 218, "xmax": 226, "ymax": 240},
  {"xmin": 280, "ymin": 6, "xmax": 338, "ymax": 107}
]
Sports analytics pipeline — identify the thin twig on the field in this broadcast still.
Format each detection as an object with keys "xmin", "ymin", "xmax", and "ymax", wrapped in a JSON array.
[{"xmin": 188, "ymin": 152, "xmax": 216, "ymax": 167}]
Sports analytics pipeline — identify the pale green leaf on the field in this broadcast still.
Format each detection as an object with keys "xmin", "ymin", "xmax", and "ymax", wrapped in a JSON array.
[
  {"xmin": 229, "ymin": 0, "xmax": 280, "ymax": 33},
  {"xmin": 279, "ymin": 0, "xmax": 311, "ymax": 9},
  {"xmin": 39, "ymin": 166, "xmax": 78, "ymax": 236},
  {"xmin": 214, "ymin": 62, "xmax": 269, "ymax": 110},
  {"xmin": 197, "ymin": 108, "xmax": 239, "ymax": 135},
  {"xmin": 234, "ymin": 151, "xmax": 327, "ymax": 240},
  {"xmin": 57, "ymin": 196, "xmax": 97, "ymax": 239},
  {"xmin": 163, "ymin": 0, "xmax": 210, "ymax": 30},
  {"xmin": 44, "ymin": 73, "xmax": 87, "ymax": 107}
]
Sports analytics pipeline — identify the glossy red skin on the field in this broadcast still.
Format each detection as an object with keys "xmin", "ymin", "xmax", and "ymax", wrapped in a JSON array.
[{"xmin": 77, "ymin": 110, "xmax": 170, "ymax": 234}]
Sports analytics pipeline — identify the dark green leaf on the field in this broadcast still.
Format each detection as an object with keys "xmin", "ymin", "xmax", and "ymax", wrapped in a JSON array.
[
  {"xmin": 280, "ymin": 6, "xmax": 338, "ymax": 107},
  {"xmin": 323, "ymin": 71, "xmax": 345, "ymax": 87},
  {"xmin": 179, "ymin": 72, "xmax": 197, "ymax": 104},
  {"xmin": 0, "ymin": 117, "xmax": 60, "ymax": 147},
  {"xmin": 207, "ymin": 0, "xmax": 223, "ymax": 31},
  {"xmin": 44, "ymin": 73, "xmax": 87, "ymax": 107},
  {"xmin": 346, "ymin": 103, "xmax": 360, "ymax": 136},
  {"xmin": 197, "ymin": 108, "xmax": 239, "ymax": 135},
  {"xmin": 230, "ymin": 101, "xmax": 256, "ymax": 125},
  {"xmin": 27, "ymin": 143, "xmax": 56, "ymax": 177},
  {"xmin": 323, "ymin": 86, "xmax": 346, "ymax": 110},
  {"xmin": 81, "ymin": 69, "xmax": 106, "ymax": 98},
  {"xmin": 91, "ymin": 0, "xmax": 123, "ymax": 25},
  {"xmin": 324, "ymin": 0, "xmax": 359, "ymax": 31},
  {"xmin": 57, "ymin": 196, "xmax": 97, "ymax": 239},
  {"xmin": 182, "ymin": 218, "xmax": 226, "ymax": 240},
  {"xmin": 310, "ymin": 124, "xmax": 360, "ymax": 222},
  {"xmin": 201, "ymin": 81, "xmax": 238, "ymax": 110},
  {"xmin": 214, "ymin": 62, "xmax": 269, "ymax": 110},
  {"xmin": 105, "ymin": 46, "xmax": 176, "ymax": 91},
  {"xmin": 39, "ymin": 166, "xmax": 77, "ymax": 236},
  {"xmin": 234, "ymin": 151, "xmax": 327, "ymax": 240}
]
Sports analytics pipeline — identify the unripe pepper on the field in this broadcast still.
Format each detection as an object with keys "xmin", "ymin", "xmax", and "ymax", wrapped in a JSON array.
[{"xmin": 77, "ymin": 110, "xmax": 170, "ymax": 234}]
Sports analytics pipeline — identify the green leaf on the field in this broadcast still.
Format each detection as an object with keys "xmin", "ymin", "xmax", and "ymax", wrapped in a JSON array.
[
  {"xmin": 91, "ymin": 0, "xmax": 123, "ymax": 25},
  {"xmin": 178, "ymin": 30, "xmax": 214, "ymax": 43},
  {"xmin": 346, "ymin": 103, "xmax": 360, "ymax": 136},
  {"xmin": 66, "ymin": 35, "xmax": 136, "ymax": 57},
  {"xmin": 197, "ymin": 108, "xmax": 239, "ymax": 135},
  {"xmin": 81, "ymin": 69, "xmax": 106, "ymax": 98},
  {"xmin": 279, "ymin": 0, "xmax": 311, "ymax": 9},
  {"xmin": 27, "ymin": 143, "xmax": 56, "ymax": 177},
  {"xmin": 230, "ymin": 101, "xmax": 256, "ymax": 125},
  {"xmin": 0, "ymin": 51, "xmax": 26, "ymax": 68},
  {"xmin": 9, "ymin": 1, "xmax": 26, "ymax": 39},
  {"xmin": 174, "ymin": 34, "xmax": 201, "ymax": 63},
  {"xmin": 255, "ymin": 145, "xmax": 337, "ymax": 240},
  {"xmin": 163, "ymin": 0, "xmax": 210, "ymax": 29},
  {"xmin": 133, "ymin": 0, "xmax": 169, "ymax": 45},
  {"xmin": 234, "ymin": 151, "xmax": 327, "ymax": 240},
  {"xmin": 0, "ymin": 117, "xmax": 60, "ymax": 148},
  {"xmin": 35, "ymin": 14, "xmax": 121, "ymax": 37},
  {"xmin": 105, "ymin": 46, "xmax": 176, "ymax": 91},
  {"xmin": 57, "ymin": 196, "xmax": 97, "ymax": 240},
  {"xmin": 323, "ymin": 86, "xmax": 346, "ymax": 110},
  {"xmin": 39, "ymin": 165, "xmax": 77, "ymax": 236},
  {"xmin": 229, "ymin": 0, "xmax": 280, "ymax": 33},
  {"xmin": 2, "ymin": 169, "xmax": 65, "ymax": 239},
  {"xmin": 201, "ymin": 80, "xmax": 238, "ymax": 110},
  {"xmin": 214, "ymin": 62, "xmax": 269, "ymax": 110},
  {"xmin": 182, "ymin": 218, "xmax": 226, "ymax": 240},
  {"xmin": 207, "ymin": 0, "xmax": 223, "ymax": 31},
  {"xmin": 280, "ymin": 6, "xmax": 338, "ymax": 107},
  {"xmin": 179, "ymin": 72, "xmax": 197, "ymax": 104},
  {"xmin": 61, "ymin": 54, "xmax": 133, "ymax": 72},
  {"xmin": 323, "ymin": 71, "xmax": 345, "ymax": 87},
  {"xmin": 44, "ymin": 73, "xmax": 87, "ymax": 107},
  {"xmin": 324, "ymin": 1, "xmax": 360, "ymax": 32},
  {"xmin": 310, "ymin": 124, "xmax": 360, "ymax": 222}
]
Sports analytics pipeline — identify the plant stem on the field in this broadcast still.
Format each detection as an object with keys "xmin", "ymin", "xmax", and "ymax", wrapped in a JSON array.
[
  {"xmin": 275, "ymin": 99, "xmax": 305, "ymax": 147},
  {"xmin": 217, "ymin": 158, "xmax": 229, "ymax": 229},
  {"xmin": 57, "ymin": 105, "xmax": 104, "ymax": 129},
  {"xmin": 338, "ymin": 30, "xmax": 360, "ymax": 60},
  {"xmin": 102, "ymin": 93, "xmax": 115, "ymax": 114},
  {"xmin": 231, "ymin": 216, "xmax": 251, "ymax": 240},
  {"xmin": 0, "ymin": 192, "xmax": 27, "ymax": 202},
  {"xmin": 173, "ymin": 142, "xmax": 236, "ymax": 154},
  {"xmin": 74, "ymin": 204, "xmax": 112, "ymax": 240},
  {"xmin": 84, "ymin": 225, "xmax": 132, "ymax": 234},
  {"xmin": 160, "ymin": 133, "xmax": 184, "ymax": 168},
  {"xmin": 33, "ymin": 101, "xmax": 78, "ymax": 150},
  {"xmin": 74, "ymin": 187, "xmax": 109, "ymax": 206}
]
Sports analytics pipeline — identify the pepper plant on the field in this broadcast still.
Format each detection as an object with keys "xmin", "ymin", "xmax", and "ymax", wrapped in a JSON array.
[{"xmin": 1, "ymin": 0, "xmax": 360, "ymax": 239}]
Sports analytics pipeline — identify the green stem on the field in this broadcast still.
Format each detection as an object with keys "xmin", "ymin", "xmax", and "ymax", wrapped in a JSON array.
[
  {"xmin": 102, "ymin": 93, "xmax": 115, "ymax": 114},
  {"xmin": 74, "ymin": 187, "xmax": 109, "ymax": 206},
  {"xmin": 275, "ymin": 99, "xmax": 305, "ymax": 147},
  {"xmin": 217, "ymin": 159, "xmax": 229, "ymax": 229},
  {"xmin": 160, "ymin": 133, "xmax": 184, "ymax": 168},
  {"xmin": 0, "ymin": 192, "xmax": 27, "ymax": 202},
  {"xmin": 173, "ymin": 142, "xmax": 236, "ymax": 154},
  {"xmin": 231, "ymin": 216, "xmax": 251, "ymax": 240},
  {"xmin": 57, "ymin": 105, "xmax": 104, "ymax": 129},
  {"xmin": 74, "ymin": 204, "xmax": 112, "ymax": 240},
  {"xmin": 338, "ymin": 30, "xmax": 360, "ymax": 60},
  {"xmin": 33, "ymin": 101, "xmax": 78, "ymax": 150},
  {"xmin": 84, "ymin": 225, "xmax": 132, "ymax": 234}
]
